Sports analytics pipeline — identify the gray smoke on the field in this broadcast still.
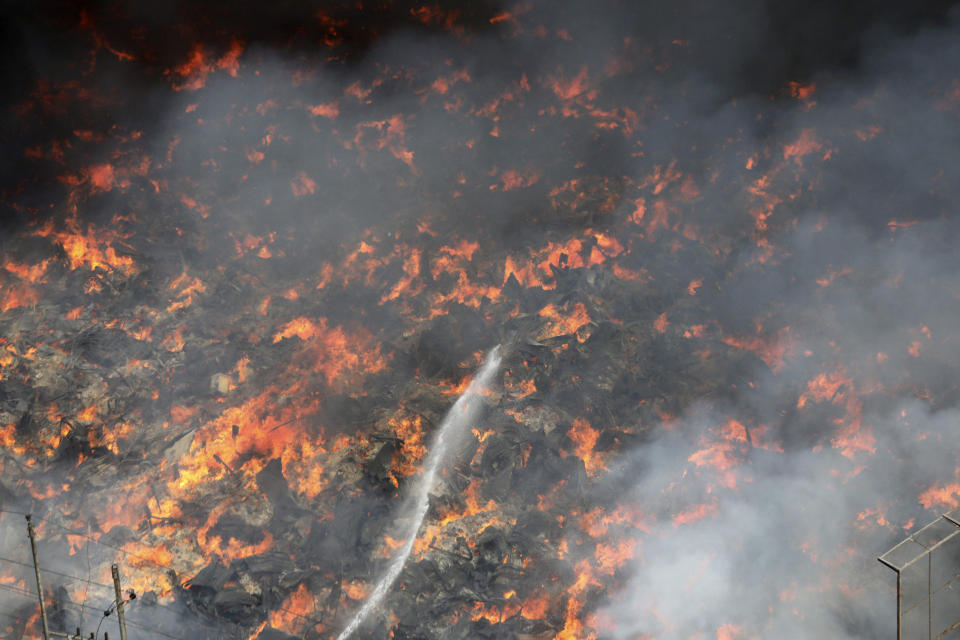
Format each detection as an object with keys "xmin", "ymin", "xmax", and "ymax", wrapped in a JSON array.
[{"xmin": 588, "ymin": 12, "xmax": 960, "ymax": 638}]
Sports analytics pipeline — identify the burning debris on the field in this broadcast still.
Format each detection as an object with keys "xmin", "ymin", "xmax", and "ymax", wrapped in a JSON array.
[{"xmin": 2, "ymin": 1, "xmax": 960, "ymax": 639}]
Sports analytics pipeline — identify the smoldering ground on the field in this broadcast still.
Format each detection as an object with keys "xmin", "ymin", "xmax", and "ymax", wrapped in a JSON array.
[{"xmin": 3, "ymin": 1, "xmax": 960, "ymax": 639}]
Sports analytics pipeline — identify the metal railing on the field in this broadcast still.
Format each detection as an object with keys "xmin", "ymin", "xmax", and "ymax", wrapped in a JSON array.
[{"xmin": 879, "ymin": 508, "xmax": 960, "ymax": 639}]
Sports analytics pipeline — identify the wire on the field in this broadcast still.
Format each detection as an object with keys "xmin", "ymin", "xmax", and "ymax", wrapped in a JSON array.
[
  {"xmin": 0, "ymin": 581, "xmax": 39, "ymax": 600},
  {"xmin": 122, "ymin": 616, "xmax": 193, "ymax": 640},
  {"xmin": 0, "ymin": 555, "xmax": 224, "ymax": 638},
  {"xmin": 0, "ymin": 606, "xmax": 34, "ymax": 621},
  {"xmin": 124, "ymin": 608, "xmax": 222, "ymax": 637},
  {"xmin": 0, "ymin": 584, "xmax": 107, "ymax": 631},
  {"xmin": 0, "ymin": 555, "xmax": 112, "ymax": 589},
  {"xmin": 79, "ymin": 539, "xmax": 93, "ymax": 626},
  {"xmin": 93, "ymin": 612, "xmax": 107, "ymax": 640},
  {"xmin": 0, "ymin": 604, "xmax": 40, "ymax": 627},
  {"xmin": 0, "ymin": 581, "xmax": 100, "ymax": 616},
  {"xmin": 0, "ymin": 582, "xmax": 202, "ymax": 640},
  {"xmin": 0, "ymin": 508, "xmax": 173, "ymax": 569},
  {"xmin": 1, "ymin": 508, "xmax": 322, "ymax": 637},
  {"xmin": 44, "ymin": 526, "xmax": 171, "ymax": 569}
]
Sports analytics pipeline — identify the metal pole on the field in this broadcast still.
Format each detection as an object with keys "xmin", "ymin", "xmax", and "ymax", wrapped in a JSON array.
[
  {"xmin": 110, "ymin": 564, "xmax": 128, "ymax": 640},
  {"xmin": 26, "ymin": 515, "xmax": 51, "ymax": 640},
  {"xmin": 897, "ymin": 571, "xmax": 901, "ymax": 640}
]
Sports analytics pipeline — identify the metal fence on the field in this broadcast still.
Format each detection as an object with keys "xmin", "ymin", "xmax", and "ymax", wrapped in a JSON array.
[{"xmin": 879, "ymin": 508, "xmax": 960, "ymax": 639}]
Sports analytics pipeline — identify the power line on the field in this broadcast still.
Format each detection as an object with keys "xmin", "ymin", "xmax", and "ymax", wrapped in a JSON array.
[
  {"xmin": 0, "ymin": 508, "xmax": 174, "ymax": 569},
  {"xmin": 0, "ymin": 581, "xmax": 107, "ymax": 639},
  {"xmin": 0, "ymin": 581, "xmax": 100, "ymax": 615},
  {"xmin": 0, "ymin": 581, "xmax": 202, "ymax": 640},
  {"xmin": 41, "ymin": 526, "xmax": 171, "ymax": 569},
  {"xmin": 0, "ymin": 581, "xmax": 39, "ymax": 601},
  {"xmin": 78, "ymin": 540, "xmax": 94, "ymax": 628},
  {"xmin": 0, "ymin": 605, "xmax": 35, "ymax": 621},
  {"xmin": 0, "ymin": 555, "xmax": 112, "ymax": 590},
  {"xmin": 0, "ymin": 544, "xmax": 225, "ymax": 637},
  {"xmin": 0, "ymin": 604, "xmax": 40, "ymax": 630},
  {"xmin": 1, "ymin": 508, "xmax": 323, "ymax": 638},
  {"xmin": 0, "ymin": 577, "xmax": 309, "ymax": 640},
  {"xmin": 122, "ymin": 616, "xmax": 194, "ymax": 640}
]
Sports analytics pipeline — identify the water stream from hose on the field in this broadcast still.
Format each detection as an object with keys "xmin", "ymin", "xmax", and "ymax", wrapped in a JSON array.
[{"xmin": 335, "ymin": 345, "xmax": 502, "ymax": 640}]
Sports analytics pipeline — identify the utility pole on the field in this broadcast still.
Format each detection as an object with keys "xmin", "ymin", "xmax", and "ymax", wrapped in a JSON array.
[
  {"xmin": 110, "ymin": 564, "xmax": 128, "ymax": 640},
  {"xmin": 25, "ymin": 514, "xmax": 50, "ymax": 640}
]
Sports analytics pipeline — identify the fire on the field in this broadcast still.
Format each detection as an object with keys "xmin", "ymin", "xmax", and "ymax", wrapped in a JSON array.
[
  {"xmin": 504, "ymin": 372, "xmax": 537, "ymax": 399},
  {"xmin": 269, "ymin": 583, "xmax": 316, "ymax": 631},
  {"xmin": 555, "ymin": 559, "xmax": 600, "ymax": 640},
  {"xmin": 168, "ymin": 41, "xmax": 245, "ymax": 91},
  {"xmin": 412, "ymin": 479, "xmax": 507, "ymax": 556},
  {"xmin": 291, "ymin": 171, "xmax": 317, "ymax": 197},
  {"xmin": 380, "ymin": 247, "xmax": 424, "ymax": 303},
  {"xmin": 96, "ymin": 479, "xmax": 154, "ymax": 532},
  {"xmin": 87, "ymin": 163, "xmax": 115, "ymax": 191},
  {"xmin": 721, "ymin": 326, "xmax": 793, "ymax": 372},
  {"xmin": 653, "ymin": 312, "xmax": 669, "ymax": 333},
  {"xmin": 578, "ymin": 504, "xmax": 648, "ymax": 538},
  {"xmin": 496, "ymin": 168, "xmax": 542, "ymax": 190},
  {"xmin": 308, "ymin": 102, "xmax": 339, "ymax": 119},
  {"xmin": 2, "ymin": 282, "xmax": 38, "ymax": 312},
  {"xmin": 389, "ymin": 414, "xmax": 428, "ymax": 477},
  {"xmin": 36, "ymin": 221, "xmax": 136, "ymax": 272},
  {"xmin": 594, "ymin": 538, "xmax": 637, "ymax": 574},
  {"xmin": 798, "ymin": 368, "xmax": 850, "ymax": 408},
  {"xmin": 4, "ymin": 4, "xmax": 958, "ymax": 639},
  {"xmin": 343, "ymin": 580, "xmax": 369, "ymax": 601},
  {"xmin": 538, "ymin": 302, "xmax": 591, "ymax": 341},
  {"xmin": 284, "ymin": 439, "xmax": 329, "ymax": 499},
  {"xmin": 688, "ymin": 441, "xmax": 740, "ymax": 473},
  {"xmin": 549, "ymin": 66, "xmax": 591, "ymax": 101},
  {"xmin": 794, "ymin": 368, "xmax": 876, "ymax": 458},
  {"xmin": 198, "ymin": 524, "xmax": 275, "ymax": 563},
  {"xmin": 168, "ymin": 375, "xmax": 328, "ymax": 495},
  {"xmin": 783, "ymin": 129, "xmax": 824, "ymax": 164},
  {"xmin": 89, "ymin": 420, "xmax": 135, "ymax": 455},
  {"xmin": 521, "ymin": 591, "xmax": 550, "ymax": 620},
  {"xmin": 123, "ymin": 542, "xmax": 173, "ymax": 568},
  {"xmin": 568, "ymin": 417, "xmax": 605, "ymax": 475},
  {"xmin": 717, "ymin": 623, "xmax": 743, "ymax": 640},
  {"xmin": 919, "ymin": 482, "xmax": 960, "ymax": 510},
  {"xmin": 167, "ymin": 270, "xmax": 207, "ymax": 312},
  {"xmin": 788, "ymin": 81, "xmax": 816, "ymax": 100},
  {"xmin": 273, "ymin": 316, "xmax": 321, "ymax": 342},
  {"xmin": 672, "ymin": 503, "xmax": 718, "ymax": 527},
  {"xmin": 855, "ymin": 506, "xmax": 890, "ymax": 529},
  {"xmin": 353, "ymin": 114, "xmax": 418, "ymax": 173},
  {"xmin": 426, "ymin": 271, "xmax": 501, "ymax": 316},
  {"xmin": 471, "ymin": 601, "xmax": 506, "ymax": 625},
  {"xmin": 830, "ymin": 396, "xmax": 875, "ymax": 458},
  {"xmin": 270, "ymin": 316, "xmax": 388, "ymax": 386},
  {"xmin": 3, "ymin": 257, "xmax": 52, "ymax": 283},
  {"xmin": 503, "ymin": 235, "xmax": 623, "ymax": 291}
]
